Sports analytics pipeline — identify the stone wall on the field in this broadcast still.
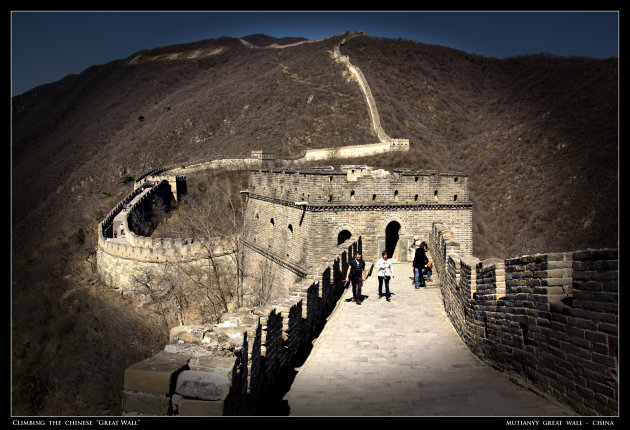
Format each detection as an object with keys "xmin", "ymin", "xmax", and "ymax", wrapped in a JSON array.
[
  {"xmin": 122, "ymin": 237, "xmax": 361, "ymax": 415},
  {"xmin": 241, "ymin": 239, "xmax": 310, "ymax": 307},
  {"xmin": 97, "ymin": 179, "xmax": 232, "ymax": 295},
  {"xmin": 244, "ymin": 166, "xmax": 472, "ymax": 269},
  {"xmin": 431, "ymin": 224, "xmax": 618, "ymax": 416},
  {"xmin": 127, "ymin": 30, "xmax": 409, "ymax": 185},
  {"xmin": 247, "ymin": 166, "xmax": 469, "ymax": 208},
  {"xmin": 334, "ymin": 31, "xmax": 393, "ymax": 144}
]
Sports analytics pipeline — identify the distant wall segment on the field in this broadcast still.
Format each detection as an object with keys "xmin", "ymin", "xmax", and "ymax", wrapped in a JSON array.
[{"xmin": 96, "ymin": 178, "xmax": 232, "ymax": 295}]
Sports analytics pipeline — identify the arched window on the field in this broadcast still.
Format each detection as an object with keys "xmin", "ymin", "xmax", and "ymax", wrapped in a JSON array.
[{"xmin": 337, "ymin": 229, "xmax": 352, "ymax": 245}]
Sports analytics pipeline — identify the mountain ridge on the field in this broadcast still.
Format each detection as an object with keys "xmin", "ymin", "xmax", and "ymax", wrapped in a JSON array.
[
  {"xmin": 11, "ymin": 32, "xmax": 618, "ymax": 415},
  {"xmin": 11, "ymin": 31, "xmax": 618, "ymax": 259}
]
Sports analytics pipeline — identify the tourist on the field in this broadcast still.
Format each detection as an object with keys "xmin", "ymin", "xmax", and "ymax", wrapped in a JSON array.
[
  {"xmin": 413, "ymin": 242, "xmax": 429, "ymax": 289},
  {"xmin": 426, "ymin": 261, "xmax": 433, "ymax": 282},
  {"xmin": 421, "ymin": 242, "xmax": 433, "ymax": 282},
  {"xmin": 410, "ymin": 235, "xmax": 421, "ymax": 279},
  {"xmin": 376, "ymin": 251, "xmax": 395, "ymax": 302},
  {"xmin": 345, "ymin": 251, "xmax": 366, "ymax": 305}
]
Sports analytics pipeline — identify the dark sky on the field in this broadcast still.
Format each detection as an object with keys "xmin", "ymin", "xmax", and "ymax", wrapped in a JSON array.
[{"xmin": 10, "ymin": 10, "xmax": 619, "ymax": 97}]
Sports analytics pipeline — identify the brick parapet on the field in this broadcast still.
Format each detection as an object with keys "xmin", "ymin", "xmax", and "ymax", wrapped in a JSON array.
[
  {"xmin": 97, "ymin": 178, "xmax": 234, "ymax": 297},
  {"xmin": 432, "ymin": 218, "xmax": 618, "ymax": 416},
  {"xmin": 122, "ymin": 237, "xmax": 361, "ymax": 415}
]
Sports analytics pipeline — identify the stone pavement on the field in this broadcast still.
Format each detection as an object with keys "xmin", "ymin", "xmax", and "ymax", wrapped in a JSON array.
[
  {"xmin": 108, "ymin": 187, "xmax": 152, "ymax": 244},
  {"xmin": 283, "ymin": 262, "xmax": 576, "ymax": 416}
]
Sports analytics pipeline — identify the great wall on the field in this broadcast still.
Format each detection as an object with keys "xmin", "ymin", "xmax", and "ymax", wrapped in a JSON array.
[{"xmin": 95, "ymin": 32, "xmax": 618, "ymax": 416}]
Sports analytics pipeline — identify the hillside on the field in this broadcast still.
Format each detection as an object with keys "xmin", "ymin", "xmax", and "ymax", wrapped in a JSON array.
[
  {"xmin": 338, "ymin": 36, "xmax": 618, "ymax": 257},
  {"xmin": 11, "ymin": 32, "xmax": 618, "ymax": 415}
]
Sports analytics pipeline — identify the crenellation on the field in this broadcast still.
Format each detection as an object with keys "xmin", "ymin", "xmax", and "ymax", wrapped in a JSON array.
[
  {"xmin": 243, "ymin": 167, "xmax": 472, "ymax": 289},
  {"xmin": 431, "ymin": 222, "xmax": 618, "ymax": 416}
]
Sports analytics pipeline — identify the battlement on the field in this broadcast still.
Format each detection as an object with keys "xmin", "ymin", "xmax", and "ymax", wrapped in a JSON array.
[
  {"xmin": 96, "ymin": 178, "xmax": 232, "ymax": 294},
  {"xmin": 430, "ymin": 224, "xmax": 618, "ymax": 416},
  {"xmin": 247, "ymin": 166, "xmax": 469, "ymax": 206},
  {"xmin": 250, "ymin": 150, "xmax": 275, "ymax": 160},
  {"xmin": 122, "ymin": 237, "xmax": 362, "ymax": 415}
]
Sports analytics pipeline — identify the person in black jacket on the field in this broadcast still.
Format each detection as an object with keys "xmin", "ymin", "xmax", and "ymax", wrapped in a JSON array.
[
  {"xmin": 413, "ymin": 242, "xmax": 429, "ymax": 289},
  {"xmin": 345, "ymin": 251, "xmax": 366, "ymax": 305}
]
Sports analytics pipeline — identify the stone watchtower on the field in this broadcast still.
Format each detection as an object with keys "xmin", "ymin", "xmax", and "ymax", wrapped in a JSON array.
[{"xmin": 241, "ymin": 165, "xmax": 472, "ymax": 300}]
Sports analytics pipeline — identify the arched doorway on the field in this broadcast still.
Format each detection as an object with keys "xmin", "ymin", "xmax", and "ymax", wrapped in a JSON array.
[
  {"xmin": 385, "ymin": 221, "xmax": 401, "ymax": 259},
  {"xmin": 337, "ymin": 229, "xmax": 352, "ymax": 245}
]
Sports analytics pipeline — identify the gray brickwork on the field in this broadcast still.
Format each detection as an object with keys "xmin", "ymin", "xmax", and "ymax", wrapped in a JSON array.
[
  {"xmin": 242, "ymin": 166, "xmax": 472, "ymax": 300},
  {"xmin": 433, "ymin": 223, "xmax": 618, "ymax": 416}
]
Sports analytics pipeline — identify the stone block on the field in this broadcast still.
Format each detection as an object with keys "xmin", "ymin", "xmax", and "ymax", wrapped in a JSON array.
[
  {"xmin": 175, "ymin": 368, "xmax": 232, "ymax": 401},
  {"xmin": 178, "ymin": 398, "xmax": 224, "ymax": 416},
  {"xmin": 203, "ymin": 327, "xmax": 246, "ymax": 350},
  {"xmin": 122, "ymin": 390, "xmax": 171, "ymax": 415},
  {"xmin": 124, "ymin": 351, "xmax": 191, "ymax": 394},
  {"xmin": 188, "ymin": 355, "xmax": 236, "ymax": 373},
  {"xmin": 546, "ymin": 269, "xmax": 571, "ymax": 278},
  {"xmin": 169, "ymin": 325, "xmax": 211, "ymax": 344}
]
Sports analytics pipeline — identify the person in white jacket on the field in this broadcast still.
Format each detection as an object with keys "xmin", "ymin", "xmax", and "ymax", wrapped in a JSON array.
[{"xmin": 376, "ymin": 251, "xmax": 395, "ymax": 302}]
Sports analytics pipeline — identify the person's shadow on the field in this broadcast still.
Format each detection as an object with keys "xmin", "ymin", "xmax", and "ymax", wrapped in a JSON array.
[{"xmin": 345, "ymin": 294, "xmax": 373, "ymax": 302}]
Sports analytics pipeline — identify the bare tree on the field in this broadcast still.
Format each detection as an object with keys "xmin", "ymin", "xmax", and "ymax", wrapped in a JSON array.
[
  {"xmin": 173, "ymin": 256, "xmax": 234, "ymax": 324},
  {"xmin": 162, "ymin": 170, "xmax": 250, "ymax": 314},
  {"xmin": 130, "ymin": 268, "xmax": 177, "ymax": 332},
  {"xmin": 129, "ymin": 190, "xmax": 172, "ymax": 236},
  {"xmin": 251, "ymin": 258, "xmax": 275, "ymax": 307}
]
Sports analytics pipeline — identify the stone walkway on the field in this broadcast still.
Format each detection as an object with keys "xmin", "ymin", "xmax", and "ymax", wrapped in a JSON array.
[
  {"xmin": 107, "ymin": 187, "xmax": 152, "ymax": 244},
  {"xmin": 283, "ymin": 262, "xmax": 576, "ymax": 416}
]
